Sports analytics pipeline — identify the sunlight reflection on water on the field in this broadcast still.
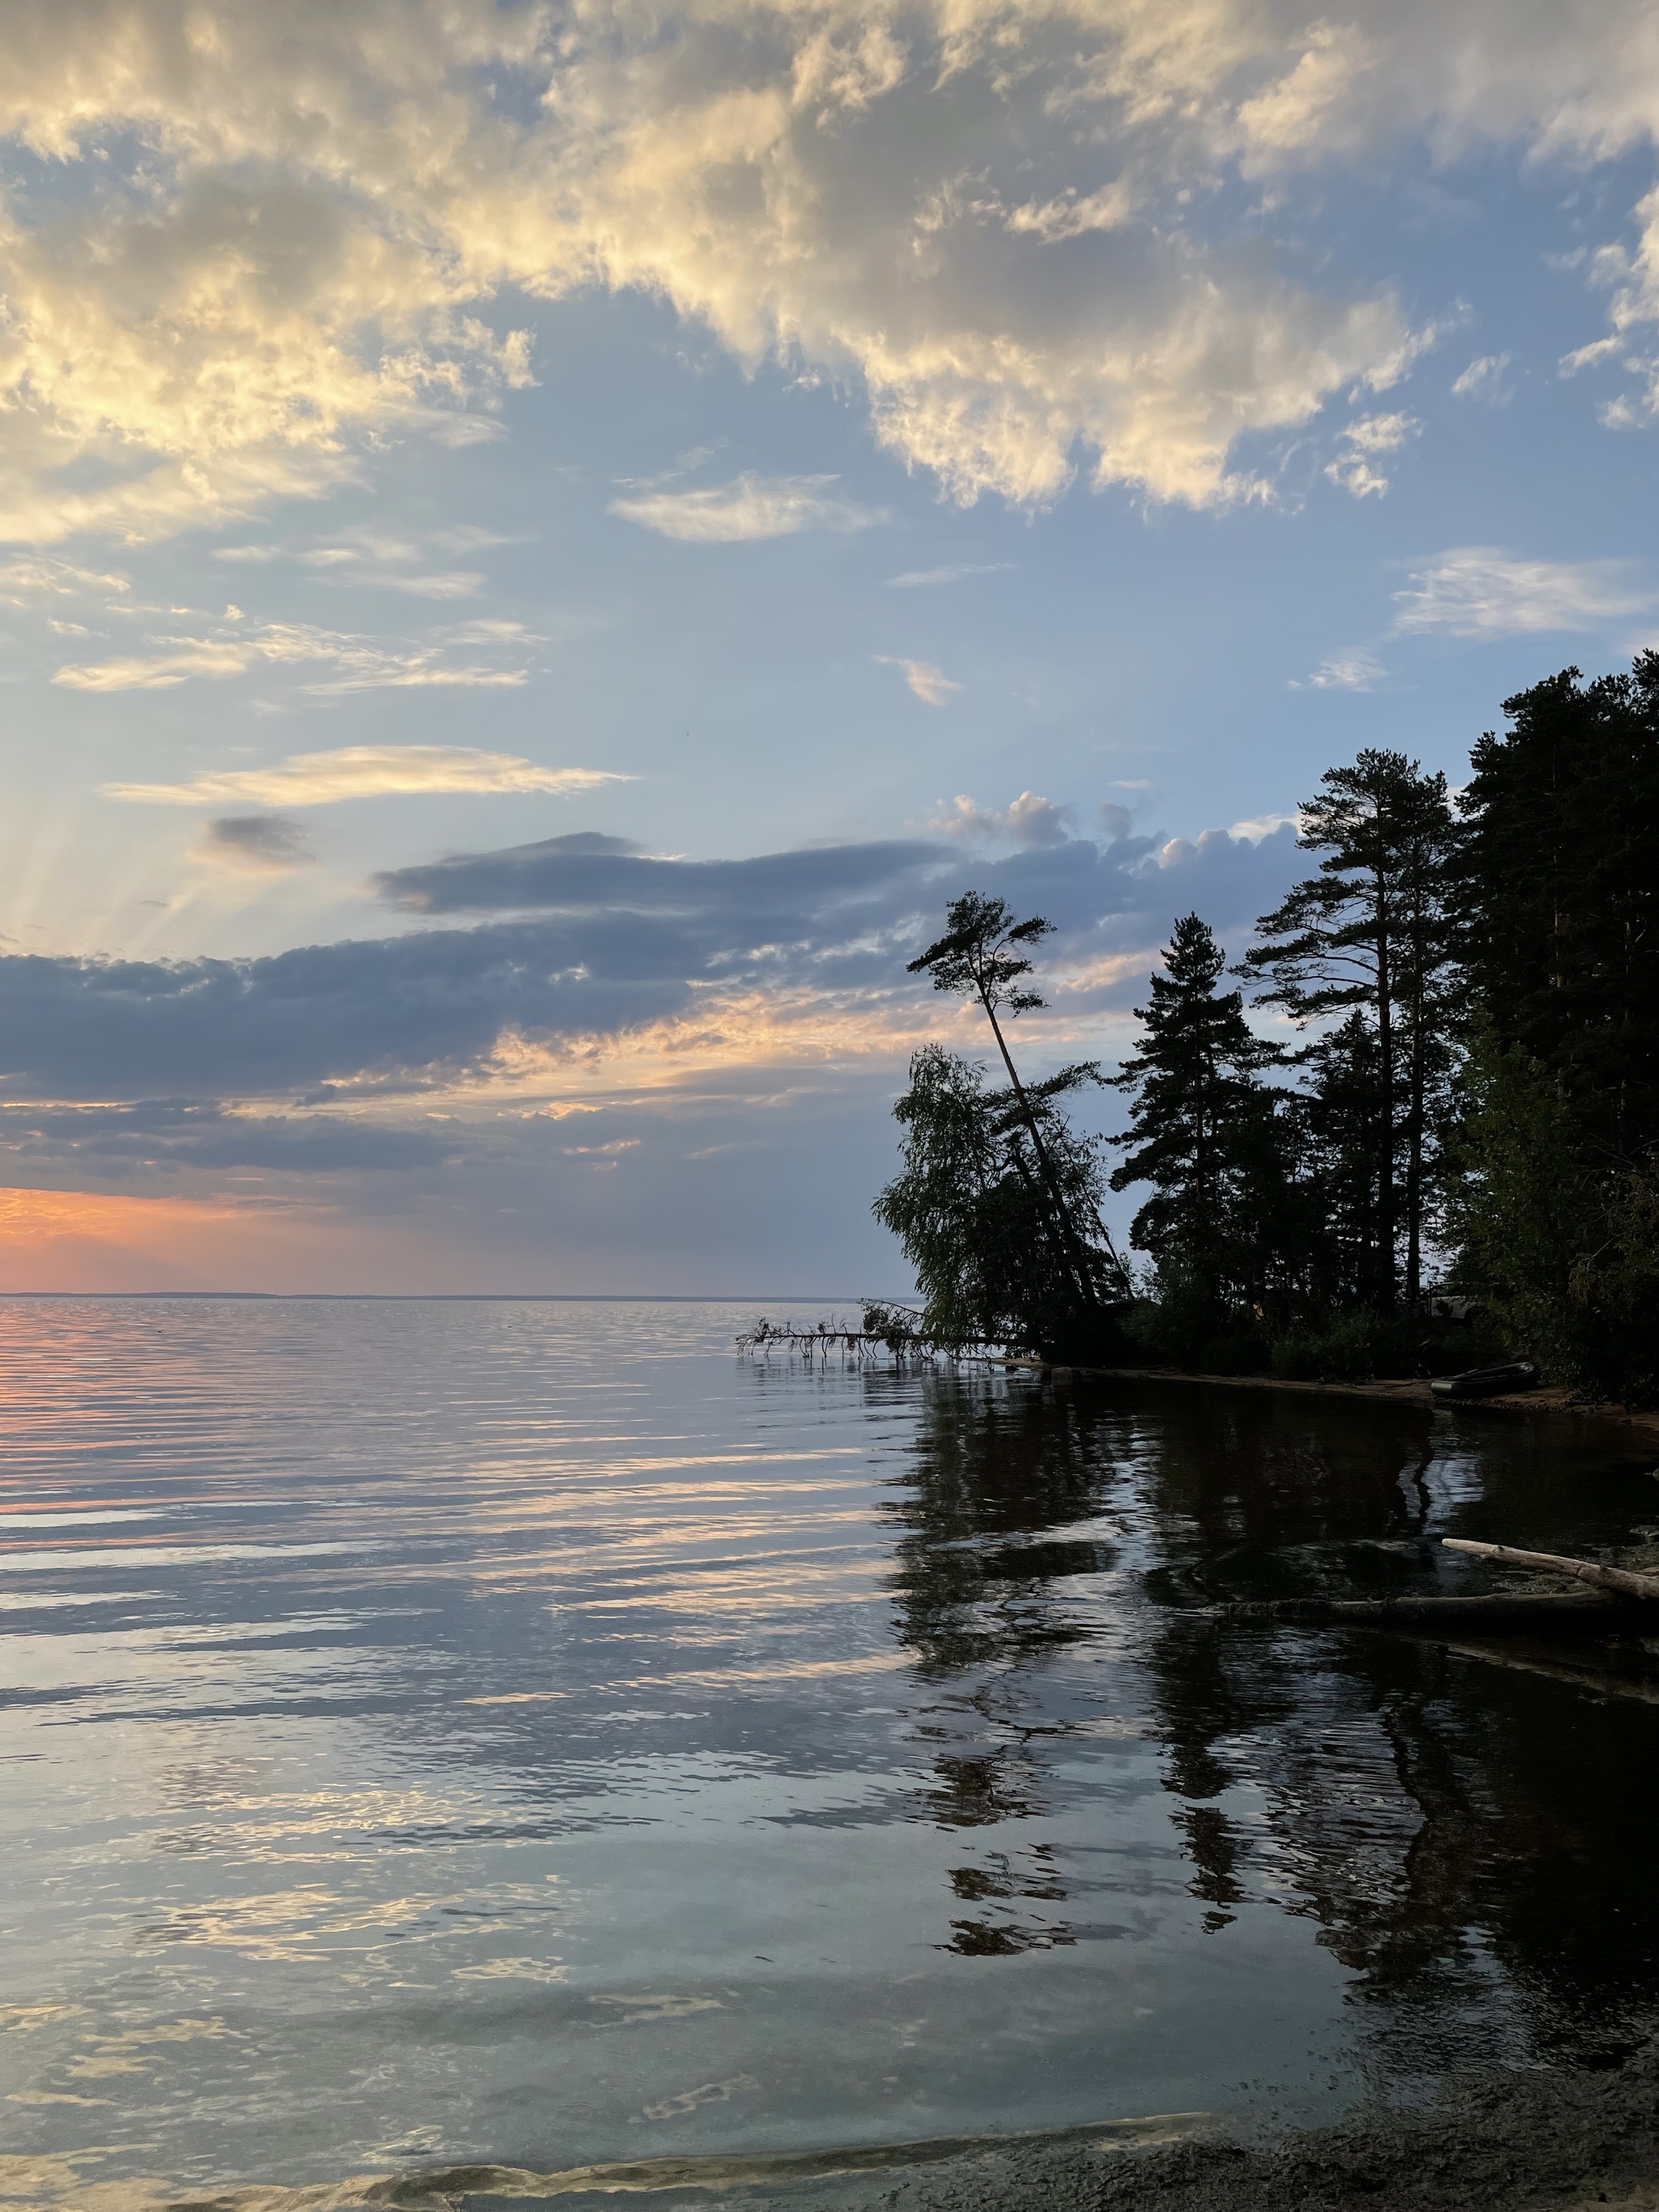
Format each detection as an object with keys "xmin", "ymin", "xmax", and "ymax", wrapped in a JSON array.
[{"xmin": 2, "ymin": 1297, "xmax": 1657, "ymax": 2201}]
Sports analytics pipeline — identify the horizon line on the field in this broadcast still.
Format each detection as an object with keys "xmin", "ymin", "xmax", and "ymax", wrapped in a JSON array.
[{"xmin": 0, "ymin": 1290, "xmax": 911, "ymax": 1303}]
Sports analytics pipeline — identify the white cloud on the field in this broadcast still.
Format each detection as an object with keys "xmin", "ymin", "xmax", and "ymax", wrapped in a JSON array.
[
  {"xmin": 932, "ymin": 791, "xmax": 1068, "ymax": 845},
  {"xmin": 608, "ymin": 475, "xmax": 888, "ymax": 543},
  {"xmin": 879, "ymin": 656, "xmax": 962, "ymax": 705},
  {"xmin": 0, "ymin": 0, "xmax": 1658, "ymax": 546},
  {"xmin": 885, "ymin": 563, "xmax": 1013, "ymax": 588},
  {"xmin": 360, "ymin": 570, "xmax": 486, "ymax": 599},
  {"xmin": 103, "ymin": 747, "xmax": 629, "ymax": 808},
  {"xmin": 1452, "ymin": 353, "xmax": 1514, "ymax": 404},
  {"xmin": 1325, "ymin": 412, "xmax": 1421, "ymax": 498},
  {"xmin": 1236, "ymin": 22, "xmax": 1380, "ymax": 164},
  {"xmin": 1228, "ymin": 811, "xmax": 1301, "ymax": 841},
  {"xmin": 0, "ymin": 555, "xmax": 130, "ymax": 603},
  {"xmin": 53, "ymin": 620, "xmax": 535, "ymax": 695},
  {"xmin": 1294, "ymin": 646, "xmax": 1385, "ymax": 690},
  {"xmin": 1560, "ymin": 337, "xmax": 1622, "ymax": 376},
  {"xmin": 1392, "ymin": 548, "xmax": 1656, "ymax": 637}
]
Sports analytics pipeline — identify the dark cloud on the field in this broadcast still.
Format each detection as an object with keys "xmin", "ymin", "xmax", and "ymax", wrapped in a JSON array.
[
  {"xmin": 194, "ymin": 812, "xmax": 318, "ymax": 872},
  {"xmin": 2, "ymin": 825, "xmax": 1304, "ymax": 1107},
  {"xmin": 372, "ymin": 831, "xmax": 942, "ymax": 918},
  {"xmin": 2, "ymin": 1099, "xmax": 460, "ymax": 1174},
  {"xmin": 0, "ymin": 931, "xmax": 693, "ymax": 1101}
]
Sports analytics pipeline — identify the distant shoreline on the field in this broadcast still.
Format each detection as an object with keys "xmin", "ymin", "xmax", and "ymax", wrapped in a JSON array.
[{"xmin": 0, "ymin": 1289, "xmax": 901, "ymax": 1303}]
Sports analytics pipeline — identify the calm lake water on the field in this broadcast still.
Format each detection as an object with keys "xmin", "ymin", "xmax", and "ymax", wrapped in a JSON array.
[{"xmin": 3, "ymin": 1298, "xmax": 1658, "ymax": 2205}]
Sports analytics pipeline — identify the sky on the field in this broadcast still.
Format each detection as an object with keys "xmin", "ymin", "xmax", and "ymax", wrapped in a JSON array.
[{"xmin": 2, "ymin": 0, "xmax": 1658, "ymax": 1295}]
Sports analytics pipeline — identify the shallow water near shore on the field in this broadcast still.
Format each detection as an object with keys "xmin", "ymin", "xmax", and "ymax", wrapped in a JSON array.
[{"xmin": 2, "ymin": 1298, "xmax": 1657, "ymax": 2206}]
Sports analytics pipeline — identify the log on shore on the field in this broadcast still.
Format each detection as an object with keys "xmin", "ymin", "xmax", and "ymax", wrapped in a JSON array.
[
  {"xmin": 1441, "ymin": 1537, "xmax": 1659, "ymax": 1603},
  {"xmin": 1193, "ymin": 1592, "xmax": 1626, "ymax": 1628}
]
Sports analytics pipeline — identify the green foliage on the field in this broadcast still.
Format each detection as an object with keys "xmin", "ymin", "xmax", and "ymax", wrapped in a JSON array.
[
  {"xmin": 1570, "ymin": 1170, "xmax": 1659, "ymax": 1406},
  {"xmin": 876, "ymin": 667, "xmax": 1659, "ymax": 1406},
  {"xmin": 1110, "ymin": 915, "xmax": 1273, "ymax": 1251},
  {"xmin": 1268, "ymin": 1310, "xmax": 1401, "ymax": 1382},
  {"xmin": 1122, "ymin": 1256, "xmax": 1269, "ymax": 1373},
  {"xmin": 1243, "ymin": 748, "xmax": 1462, "ymax": 1307},
  {"xmin": 906, "ymin": 891, "xmax": 1053, "ymax": 1018},
  {"xmin": 1449, "ymin": 1024, "xmax": 1659, "ymax": 1402},
  {"xmin": 872, "ymin": 1043, "xmax": 1124, "ymax": 1359},
  {"xmin": 1461, "ymin": 655, "xmax": 1659, "ymax": 1170},
  {"xmin": 1446, "ymin": 1024, "xmax": 1598, "ymax": 1378}
]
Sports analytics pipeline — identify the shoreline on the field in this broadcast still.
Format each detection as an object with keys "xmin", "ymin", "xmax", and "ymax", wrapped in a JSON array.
[
  {"xmin": 337, "ymin": 2039, "xmax": 1659, "ymax": 2212},
  {"xmin": 1020, "ymin": 1359, "xmax": 1659, "ymax": 1442},
  {"xmin": 885, "ymin": 2036, "xmax": 1659, "ymax": 2212}
]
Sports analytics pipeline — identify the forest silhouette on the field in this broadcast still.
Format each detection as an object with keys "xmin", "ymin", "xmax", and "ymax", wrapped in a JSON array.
[{"xmin": 877, "ymin": 657, "xmax": 1659, "ymax": 1404}]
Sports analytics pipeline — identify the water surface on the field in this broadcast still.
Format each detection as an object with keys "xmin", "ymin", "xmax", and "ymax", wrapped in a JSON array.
[{"xmin": 2, "ymin": 1298, "xmax": 1657, "ymax": 2201}]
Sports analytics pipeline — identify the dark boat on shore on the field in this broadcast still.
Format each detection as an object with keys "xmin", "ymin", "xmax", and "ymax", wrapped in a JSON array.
[{"xmin": 1432, "ymin": 1358, "xmax": 1542, "ymax": 1401}]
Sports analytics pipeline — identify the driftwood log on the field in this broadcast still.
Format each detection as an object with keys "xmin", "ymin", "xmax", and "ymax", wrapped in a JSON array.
[
  {"xmin": 1441, "ymin": 1537, "xmax": 1659, "ymax": 1603},
  {"xmin": 1196, "ymin": 1592, "xmax": 1621, "ymax": 1627},
  {"xmin": 1194, "ymin": 1540, "xmax": 1659, "ymax": 1634}
]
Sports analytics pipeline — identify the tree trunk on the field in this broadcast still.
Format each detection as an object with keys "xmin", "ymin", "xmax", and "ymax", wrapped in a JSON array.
[
  {"xmin": 1405, "ymin": 897, "xmax": 1426, "ymax": 1308},
  {"xmin": 1441, "ymin": 1537, "xmax": 1659, "ymax": 1603},
  {"xmin": 1374, "ymin": 876, "xmax": 1397, "ymax": 1310},
  {"xmin": 979, "ymin": 992, "xmax": 1102, "ymax": 1312}
]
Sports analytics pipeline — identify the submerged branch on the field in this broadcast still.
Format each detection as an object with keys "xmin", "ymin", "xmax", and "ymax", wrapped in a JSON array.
[
  {"xmin": 1193, "ymin": 1592, "xmax": 1625, "ymax": 1627},
  {"xmin": 736, "ymin": 1305, "xmax": 1014, "ymax": 1366}
]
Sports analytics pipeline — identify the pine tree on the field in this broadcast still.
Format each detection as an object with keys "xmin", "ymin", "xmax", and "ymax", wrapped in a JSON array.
[
  {"xmin": 1459, "ymin": 654, "xmax": 1659, "ymax": 1171},
  {"xmin": 1243, "ymin": 751, "xmax": 1461, "ymax": 1307},
  {"xmin": 1109, "ymin": 914, "xmax": 1285, "ymax": 1325}
]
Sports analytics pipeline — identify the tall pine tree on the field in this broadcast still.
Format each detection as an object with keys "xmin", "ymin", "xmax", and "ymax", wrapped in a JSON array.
[
  {"xmin": 1243, "ymin": 751, "xmax": 1461, "ymax": 1307},
  {"xmin": 1110, "ymin": 914, "xmax": 1286, "ymax": 1325}
]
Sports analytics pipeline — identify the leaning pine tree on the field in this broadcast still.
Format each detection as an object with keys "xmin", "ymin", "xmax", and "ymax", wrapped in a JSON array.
[{"xmin": 874, "ymin": 893, "xmax": 1130, "ymax": 1359}]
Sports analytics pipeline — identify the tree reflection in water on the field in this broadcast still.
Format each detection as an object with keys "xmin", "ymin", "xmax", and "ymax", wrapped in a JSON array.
[{"xmin": 879, "ymin": 1370, "xmax": 1659, "ymax": 2069}]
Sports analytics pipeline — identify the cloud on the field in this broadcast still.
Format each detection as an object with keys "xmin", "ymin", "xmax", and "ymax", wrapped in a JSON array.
[
  {"xmin": 1452, "ymin": 353, "xmax": 1515, "ymax": 404},
  {"xmin": 0, "ymin": 0, "xmax": 1464, "ymax": 543},
  {"xmin": 885, "ymin": 564, "xmax": 1014, "ymax": 588},
  {"xmin": 104, "ymin": 746, "xmax": 627, "ymax": 808},
  {"xmin": 879, "ymin": 656, "xmax": 962, "ymax": 705},
  {"xmin": 8, "ymin": 0, "xmax": 1659, "ymax": 542},
  {"xmin": 371, "ymin": 831, "xmax": 940, "ymax": 918},
  {"xmin": 1392, "ymin": 548, "xmax": 1656, "ymax": 637},
  {"xmin": 0, "ymin": 555, "xmax": 131, "ymax": 603},
  {"xmin": 193, "ymin": 813, "xmax": 318, "ymax": 872},
  {"xmin": 2, "ymin": 1098, "xmax": 459, "ymax": 1174},
  {"xmin": 57, "ymin": 639, "xmax": 255, "ymax": 691},
  {"xmin": 1293, "ymin": 646, "xmax": 1385, "ymax": 690},
  {"xmin": 54, "ymin": 620, "xmax": 535, "ymax": 694},
  {"xmin": 2, "ymin": 816, "xmax": 1311, "ymax": 1112},
  {"xmin": 1560, "ymin": 337, "xmax": 1622, "ymax": 377},
  {"xmin": 1324, "ymin": 412, "xmax": 1421, "ymax": 498},
  {"xmin": 1235, "ymin": 21, "xmax": 1380, "ymax": 163},
  {"xmin": 932, "ymin": 792, "xmax": 1069, "ymax": 847},
  {"xmin": 608, "ymin": 474, "xmax": 888, "ymax": 543},
  {"xmin": 362, "ymin": 571, "xmax": 486, "ymax": 599}
]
